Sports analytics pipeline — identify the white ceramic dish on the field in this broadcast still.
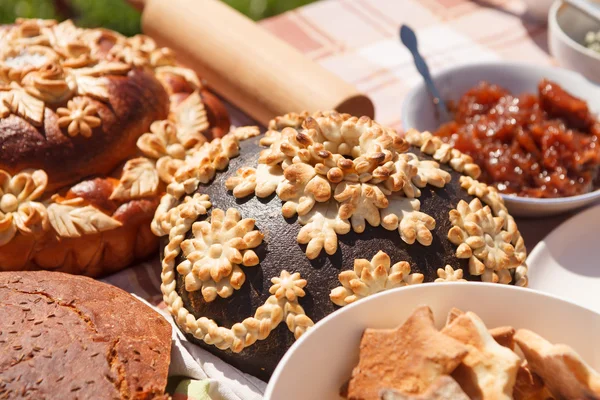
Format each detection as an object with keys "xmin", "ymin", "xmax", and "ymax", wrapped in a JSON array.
[
  {"xmin": 549, "ymin": 0, "xmax": 600, "ymax": 83},
  {"xmin": 528, "ymin": 203, "xmax": 600, "ymax": 313},
  {"xmin": 265, "ymin": 283, "xmax": 600, "ymax": 399},
  {"xmin": 401, "ymin": 62, "xmax": 600, "ymax": 218}
]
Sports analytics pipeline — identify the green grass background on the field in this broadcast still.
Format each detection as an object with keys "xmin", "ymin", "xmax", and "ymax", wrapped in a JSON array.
[{"xmin": 0, "ymin": 0, "xmax": 316, "ymax": 36}]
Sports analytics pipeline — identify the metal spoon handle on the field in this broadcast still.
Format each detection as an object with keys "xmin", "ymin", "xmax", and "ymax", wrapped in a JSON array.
[
  {"xmin": 400, "ymin": 25, "xmax": 451, "ymax": 123},
  {"xmin": 413, "ymin": 52, "xmax": 445, "ymax": 106}
]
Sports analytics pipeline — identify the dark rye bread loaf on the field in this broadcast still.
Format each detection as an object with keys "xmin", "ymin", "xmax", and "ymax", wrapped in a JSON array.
[
  {"xmin": 172, "ymin": 138, "xmax": 477, "ymax": 380},
  {"xmin": 154, "ymin": 112, "xmax": 529, "ymax": 381},
  {"xmin": 0, "ymin": 271, "xmax": 171, "ymax": 399}
]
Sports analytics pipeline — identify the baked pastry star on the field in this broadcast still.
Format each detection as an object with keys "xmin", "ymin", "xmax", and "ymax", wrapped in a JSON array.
[{"xmin": 347, "ymin": 306, "xmax": 468, "ymax": 399}]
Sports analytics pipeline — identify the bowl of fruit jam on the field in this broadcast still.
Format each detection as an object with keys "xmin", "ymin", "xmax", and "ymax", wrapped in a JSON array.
[
  {"xmin": 401, "ymin": 63, "xmax": 600, "ymax": 217},
  {"xmin": 435, "ymin": 79, "xmax": 600, "ymax": 199}
]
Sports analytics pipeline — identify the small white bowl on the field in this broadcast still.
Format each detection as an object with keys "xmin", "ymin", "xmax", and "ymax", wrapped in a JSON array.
[
  {"xmin": 401, "ymin": 62, "xmax": 600, "ymax": 217},
  {"xmin": 549, "ymin": 0, "xmax": 600, "ymax": 83},
  {"xmin": 265, "ymin": 283, "xmax": 600, "ymax": 399}
]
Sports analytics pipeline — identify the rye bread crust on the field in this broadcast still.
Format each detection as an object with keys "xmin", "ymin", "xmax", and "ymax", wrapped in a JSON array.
[{"xmin": 0, "ymin": 271, "xmax": 171, "ymax": 399}]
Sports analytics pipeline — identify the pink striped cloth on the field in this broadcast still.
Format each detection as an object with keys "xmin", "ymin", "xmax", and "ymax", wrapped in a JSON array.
[{"xmin": 103, "ymin": 0, "xmax": 571, "ymax": 302}]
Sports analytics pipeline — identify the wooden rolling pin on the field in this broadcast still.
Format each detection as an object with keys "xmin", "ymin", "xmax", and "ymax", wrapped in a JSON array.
[{"xmin": 136, "ymin": 0, "xmax": 374, "ymax": 126}]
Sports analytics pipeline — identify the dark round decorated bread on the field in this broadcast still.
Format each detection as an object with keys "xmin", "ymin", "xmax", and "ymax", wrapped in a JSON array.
[
  {"xmin": 153, "ymin": 112, "xmax": 528, "ymax": 381},
  {"xmin": 0, "ymin": 270, "xmax": 172, "ymax": 399}
]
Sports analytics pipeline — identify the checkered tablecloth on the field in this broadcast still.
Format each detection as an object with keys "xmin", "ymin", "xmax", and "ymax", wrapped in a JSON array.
[
  {"xmin": 260, "ymin": 0, "xmax": 552, "ymax": 130},
  {"xmin": 102, "ymin": 0, "xmax": 576, "ymax": 397}
]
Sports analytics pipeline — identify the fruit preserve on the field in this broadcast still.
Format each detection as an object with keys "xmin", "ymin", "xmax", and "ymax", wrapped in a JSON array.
[{"xmin": 435, "ymin": 80, "xmax": 600, "ymax": 198}]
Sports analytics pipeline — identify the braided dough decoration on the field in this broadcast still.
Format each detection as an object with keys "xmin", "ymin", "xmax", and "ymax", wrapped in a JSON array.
[
  {"xmin": 160, "ymin": 193, "xmax": 314, "ymax": 352},
  {"xmin": 404, "ymin": 129, "xmax": 481, "ymax": 179}
]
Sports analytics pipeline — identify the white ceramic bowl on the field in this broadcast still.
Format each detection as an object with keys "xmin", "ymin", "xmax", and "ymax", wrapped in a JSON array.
[
  {"xmin": 527, "ymin": 204, "xmax": 600, "ymax": 313},
  {"xmin": 265, "ymin": 283, "xmax": 600, "ymax": 400},
  {"xmin": 549, "ymin": 0, "xmax": 600, "ymax": 83},
  {"xmin": 401, "ymin": 62, "xmax": 600, "ymax": 217}
]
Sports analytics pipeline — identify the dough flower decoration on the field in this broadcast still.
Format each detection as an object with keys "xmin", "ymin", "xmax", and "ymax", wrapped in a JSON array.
[
  {"xmin": 108, "ymin": 34, "xmax": 161, "ymax": 68},
  {"xmin": 167, "ymin": 132, "xmax": 242, "ymax": 199},
  {"xmin": 0, "ymin": 169, "xmax": 49, "ymax": 246},
  {"xmin": 80, "ymin": 27, "xmax": 124, "ymax": 58},
  {"xmin": 270, "ymin": 270, "xmax": 307, "ymax": 302},
  {"xmin": 459, "ymin": 176, "xmax": 525, "ymax": 258},
  {"xmin": 0, "ymin": 44, "xmax": 60, "ymax": 83},
  {"xmin": 225, "ymin": 111, "xmax": 448, "ymax": 259},
  {"xmin": 3, "ymin": 18, "xmax": 54, "ymax": 47},
  {"xmin": 435, "ymin": 265, "xmax": 467, "ymax": 282},
  {"xmin": 404, "ymin": 152, "xmax": 452, "ymax": 189},
  {"xmin": 330, "ymin": 250, "xmax": 424, "ymax": 306},
  {"xmin": 152, "ymin": 193, "xmax": 212, "ymax": 238},
  {"xmin": 57, "ymin": 98, "xmax": 101, "ymax": 138},
  {"xmin": 0, "ymin": 19, "xmax": 136, "ymax": 130},
  {"xmin": 159, "ymin": 192, "xmax": 313, "ymax": 352},
  {"xmin": 45, "ymin": 20, "xmax": 94, "ymax": 68},
  {"xmin": 21, "ymin": 62, "xmax": 75, "ymax": 103},
  {"xmin": 448, "ymin": 198, "xmax": 517, "ymax": 284},
  {"xmin": 457, "ymin": 176, "xmax": 528, "ymax": 286},
  {"xmin": 138, "ymin": 98, "xmax": 255, "ymax": 187},
  {"xmin": 177, "ymin": 207, "xmax": 264, "ymax": 302},
  {"xmin": 137, "ymin": 120, "xmax": 189, "ymax": 183},
  {"xmin": 138, "ymin": 119, "xmax": 188, "ymax": 158},
  {"xmin": 136, "ymin": 91, "xmax": 216, "ymax": 181}
]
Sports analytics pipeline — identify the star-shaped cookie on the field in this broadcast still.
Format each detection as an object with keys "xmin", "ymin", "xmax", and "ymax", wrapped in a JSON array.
[
  {"xmin": 347, "ymin": 306, "xmax": 469, "ymax": 400},
  {"xmin": 442, "ymin": 311, "xmax": 521, "ymax": 399},
  {"xmin": 513, "ymin": 361, "xmax": 551, "ymax": 400},
  {"xmin": 445, "ymin": 308, "xmax": 516, "ymax": 350},
  {"xmin": 489, "ymin": 326, "xmax": 516, "ymax": 350},
  {"xmin": 514, "ymin": 329, "xmax": 600, "ymax": 399}
]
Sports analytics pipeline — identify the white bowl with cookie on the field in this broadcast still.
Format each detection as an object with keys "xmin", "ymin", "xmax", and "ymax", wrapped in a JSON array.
[{"xmin": 264, "ymin": 282, "xmax": 600, "ymax": 399}]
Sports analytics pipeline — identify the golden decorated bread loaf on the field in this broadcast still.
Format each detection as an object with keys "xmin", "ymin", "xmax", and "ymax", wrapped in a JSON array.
[{"xmin": 0, "ymin": 18, "xmax": 230, "ymax": 276}]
